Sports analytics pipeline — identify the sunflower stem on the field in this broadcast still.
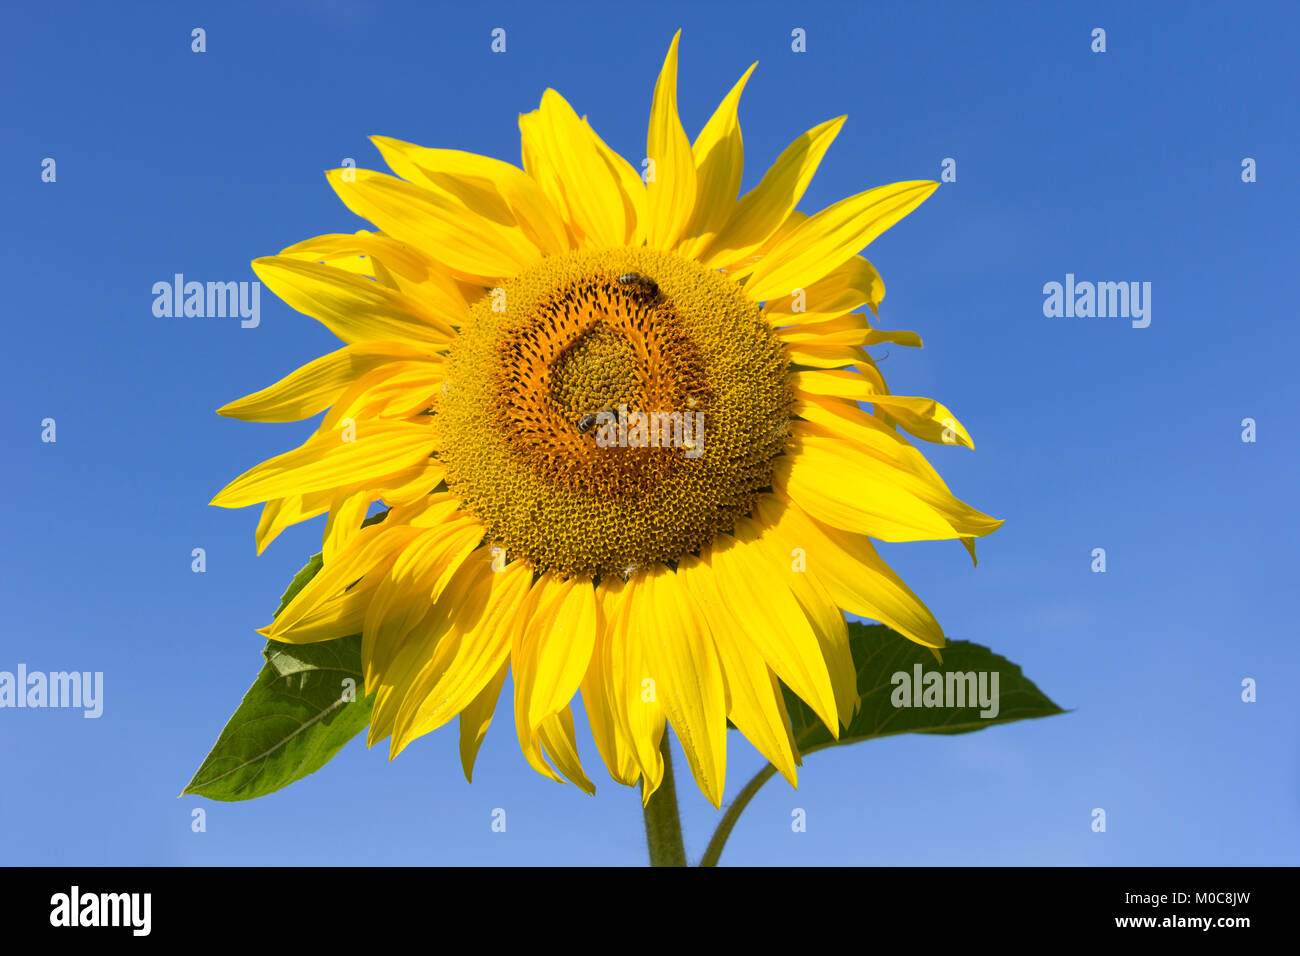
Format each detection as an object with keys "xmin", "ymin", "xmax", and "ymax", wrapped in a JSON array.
[
  {"xmin": 642, "ymin": 734, "xmax": 687, "ymax": 867},
  {"xmin": 698, "ymin": 763, "xmax": 778, "ymax": 867}
]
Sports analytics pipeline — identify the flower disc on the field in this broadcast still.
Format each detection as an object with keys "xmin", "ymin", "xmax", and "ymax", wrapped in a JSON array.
[{"xmin": 436, "ymin": 248, "xmax": 792, "ymax": 578}]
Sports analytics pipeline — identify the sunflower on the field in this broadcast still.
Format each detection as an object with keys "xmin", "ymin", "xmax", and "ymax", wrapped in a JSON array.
[{"xmin": 211, "ymin": 32, "xmax": 1001, "ymax": 807}]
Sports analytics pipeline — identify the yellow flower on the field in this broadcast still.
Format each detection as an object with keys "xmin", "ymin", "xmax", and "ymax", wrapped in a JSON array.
[{"xmin": 211, "ymin": 32, "xmax": 1001, "ymax": 807}]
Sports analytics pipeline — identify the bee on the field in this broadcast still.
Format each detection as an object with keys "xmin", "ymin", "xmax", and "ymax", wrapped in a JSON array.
[
  {"xmin": 617, "ymin": 272, "xmax": 659, "ymax": 300},
  {"xmin": 576, "ymin": 412, "xmax": 599, "ymax": 434}
]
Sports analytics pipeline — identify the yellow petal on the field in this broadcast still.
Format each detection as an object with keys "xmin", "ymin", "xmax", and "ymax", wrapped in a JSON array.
[
  {"xmin": 326, "ymin": 168, "xmax": 540, "ymax": 281},
  {"xmin": 586, "ymin": 120, "xmax": 648, "ymax": 248},
  {"xmin": 645, "ymin": 31, "xmax": 698, "ymax": 250},
  {"xmin": 582, "ymin": 579, "xmax": 641, "ymax": 786},
  {"xmin": 798, "ymin": 390, "xmax": 974, "ymax": 450},
  {"xmin": 755, "ymin": 494, "xmax": 946, "ymax": 648},
  {"xmin": 778, "ymin": 314, "xmax": 922, "ymax": 349},
  {"xmin": 508, "ymin": 577, "xmax": 575, "ymax": 785},
  {"xmin": 254, "ymin": 494, "xmax": 329, "ymax": 555},
  {"xmin": 864, "ymin": 326, "xmax": 923, "ymax": 348},
  {"xmin": 362, "ymin": 517, "xmax": 485, "ymax": 691},
  {"xmin": 389, "ymin": 557, "xmax": 530, "ymax": 756},
  {"xmin": 514, "ymin": 574, "xmax": 597, "ymax": 731},
  {"xmin": 792, "ymin": 412, "xmax": 979, "ymax": 511},
  {"xmin": 317, "ymin": 361, "xmax": 445, "ymax": 427},
  {"xmin": 677, "ymin": 554, "xmax": 799, "ymax": 786},
  {"xmin": 874, "ymin": 396, "xmax": 974, "ymax": 449},
  {"xmin": 368, "ymin": 603, "xmax": 459, "ymax": 747},
  {"xmin": 764, "ymin": 254, "xmax": 885, "ymax": 322},
  {"xmin": 377, "ymin": 460, "xmax": 447, "ymax": 507},
  {"xmin": 266, "ymin": 523, "xmax": 428, "ymax": 640},
  {"xmin": 744, "ymin": 524, "xmax": 858, "ymax": 728},
  {"xmin": 368, "ymin": 549, "xmax": 505, "ymax": 748},
  {"xmin": 279, "ymin": 231, "xmax": 437, "ymax": 286},
  {"xmin": 789, "ymin": 366, "xmax": 888, "ymax": 401},
  {"xmin": 783, "ymin": 347, "xmax": 889, "ymax": 395},
  {"xmin": 374, "ymin": 560, "xmax": 495, "ymax": 747},
  {"xmin": 370, "ymin": 136, "xmax": 570, "ymax": 258},
  {"xmin": 697, "ymin": 116, "xmax": 845, "ymax": 269},
  {"xmin": 387, "ymin": 490, "xmax": 465, "ymax": 528},
  {"xmin": 322, "ymin": 488, "xmax": 372, "ymax": 563},
  {"xmin": 705, "ymin": 523, "xmax": 840, "ymax": 737},
  {"xmin": 261, "ymin": 588, "xmax": 365, "ymax": 645},
  {"xmin": 217, "ymin": 340, "xmax": 439, "ymax": 423},
  {"xmin": 519, "ymin": 90, "xmax": 637, "ymax": 248},
  {"xmin": 458, "ymin": 660, "xmax": 509, "ymax": 782},
  {"xmin": 777, "ymin": 428, "xmax": 1001, "ymax": 541},
  {"xmin": 210, "ymin": 419, "xmax": 437, "ymax": 509},
  {"xmin": 252, "ymin": 256, "xmax": 454, "ymax": 345},
  {"xmin": 640, "ymin": 564, "xmax": 727, "ymax": 808},
  {"xmin": 604, "ymin": 571, "xmax": 666, "ymax": 799},
  {"xmin": 681, "ymin": 62, "xmax": 757, "ymax": 257},
  {"xmin": 742, "ymin": 181, "xmax": 940, "ymax": 301},
  {"xmin": 538, "ymin": 708, "xmax": 596, "ymax": 794},
  {"xmin": 261, "ymin": 463, "xmax": 444, "ymax": 561},
  {"xmin": 277, "ymin": 230, "xmax": 470, "ymax": 328},
  {"xmin": 254, "ymin": 461, "xmax": 442, "ymax": 556}
]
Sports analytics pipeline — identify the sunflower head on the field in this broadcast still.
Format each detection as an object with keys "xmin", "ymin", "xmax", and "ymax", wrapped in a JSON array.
[{"xmin": 212, "ymin": 31, "xmax": 1001, "ymax": 808}]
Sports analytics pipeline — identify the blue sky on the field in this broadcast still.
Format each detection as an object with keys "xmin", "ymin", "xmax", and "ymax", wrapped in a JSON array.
[{"xmin": 2, "ymin": 0, "xmax": 1297, "ymax": 865}]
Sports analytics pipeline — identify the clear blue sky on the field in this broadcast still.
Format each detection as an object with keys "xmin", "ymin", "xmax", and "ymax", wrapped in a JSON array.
[{"xmin": 2, "ymin": 0, "xmax": 1296, "ymax": 866}]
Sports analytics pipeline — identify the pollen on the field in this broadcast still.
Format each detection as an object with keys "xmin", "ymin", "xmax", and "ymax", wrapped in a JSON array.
[{"xmin": 434, "ymin": 247, "xmax": 791, "ymax": 578}]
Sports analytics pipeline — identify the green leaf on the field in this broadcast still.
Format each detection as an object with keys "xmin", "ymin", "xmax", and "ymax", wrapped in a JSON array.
[
  {"xmin": 182, "ymin": 552, "xmax": 374, "ymax": 801},
  {"xmin": 783, "ymin": 623, "xmax": 1066, "ymax": 754},
  {"xmin": 701, "ymin": 624, "xmax": 1065, "ymax": 865},
  {"xmin": 272, "ymin": 552, "xmax": 323, "ymax": 617}
]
